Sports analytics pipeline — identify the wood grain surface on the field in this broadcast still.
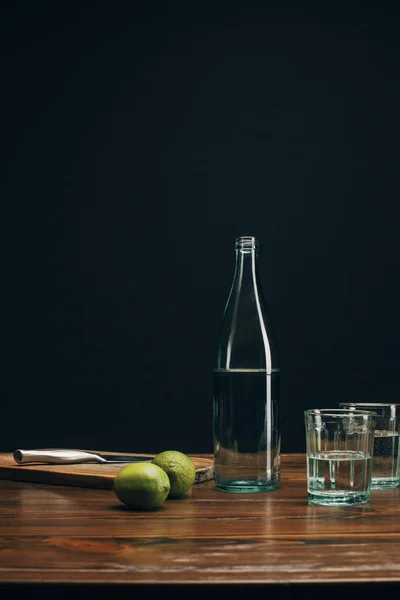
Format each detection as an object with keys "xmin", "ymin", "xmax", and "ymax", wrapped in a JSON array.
[
  {"xmin": 0, "ymin": 450, "xmax": 214, "ymax": 488},
  {"xmin": 1, "ymin": 453, "xmax": 400, "ymax": 597}
]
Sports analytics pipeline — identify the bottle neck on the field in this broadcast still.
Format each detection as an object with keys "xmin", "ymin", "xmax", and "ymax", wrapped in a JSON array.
[
  {"xmin": 216, "ymin": 236, "xmax": 275, "ymax": 371},
  {"xmin": 233, "ymin": 243, "xmax": 258, "ymax": 288}
]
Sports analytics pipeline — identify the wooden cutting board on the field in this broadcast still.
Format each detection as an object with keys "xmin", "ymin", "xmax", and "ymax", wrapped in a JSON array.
[{"xmin": 0, "ymin": 450, "xmax": 214, "ymax": 490}]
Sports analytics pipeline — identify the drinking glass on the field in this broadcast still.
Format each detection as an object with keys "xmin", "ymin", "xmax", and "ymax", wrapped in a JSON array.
[
  {"xmin": 340, "ymin": 403, "xmax": 400, "ymax": 489},
  {"xmin": 304, "ymin": 409, "xmax": 376, "ymax": 505}
]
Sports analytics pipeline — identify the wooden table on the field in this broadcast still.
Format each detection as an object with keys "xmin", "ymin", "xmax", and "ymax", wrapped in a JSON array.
[{"xmin": 1, "ymin": 453, "xmax": 400, "ymax": 599}]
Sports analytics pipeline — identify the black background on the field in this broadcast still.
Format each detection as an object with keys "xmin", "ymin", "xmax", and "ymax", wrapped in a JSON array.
[{"xmin": 1, "ymin": 1, "xmax": 400, "ymax": 455}]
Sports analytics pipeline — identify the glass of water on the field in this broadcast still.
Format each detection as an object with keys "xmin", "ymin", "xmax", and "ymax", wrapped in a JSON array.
[
  {"xmin": 340, "ymin": 403, "xmax": 400, "ymax": 489},
  {"xmin": 304, "ymin": 409, "xmax": 376, "ymax": 506}
]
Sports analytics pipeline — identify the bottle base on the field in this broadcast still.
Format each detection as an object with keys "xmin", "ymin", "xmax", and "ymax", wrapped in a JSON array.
[{"xmin": 216, "ymin": 479, "xmax": 280, "ymax": 493}]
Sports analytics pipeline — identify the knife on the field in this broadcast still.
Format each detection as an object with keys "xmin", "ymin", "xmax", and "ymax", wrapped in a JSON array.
[{"xmin": 13, "ymin": 449, "xmax": 154, "ymax": 465}]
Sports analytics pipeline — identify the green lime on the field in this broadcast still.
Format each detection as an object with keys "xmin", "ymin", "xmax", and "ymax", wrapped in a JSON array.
[
  {"xmin": 113, "ymin": 462, "xmax": 170, "ymax": 510},
  {"xmin": 152, "ymin": 450, "xmax": 196, "ymax": 498}
]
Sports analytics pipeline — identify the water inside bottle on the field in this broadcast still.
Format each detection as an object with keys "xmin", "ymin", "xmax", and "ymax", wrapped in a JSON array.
[{"xmin": 213, "ymin": 368, "xmax": 280, "ymax": 492}]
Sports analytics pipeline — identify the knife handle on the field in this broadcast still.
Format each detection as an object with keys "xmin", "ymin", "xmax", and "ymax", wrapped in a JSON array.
[{"xmin": 13, "ymin": 449, "xmax": 106, "ymax": 465}]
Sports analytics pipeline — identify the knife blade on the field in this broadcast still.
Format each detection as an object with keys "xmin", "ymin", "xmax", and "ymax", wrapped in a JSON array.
[{"xmin": 13, "ymin": 449, "xmax": 153, "ymax": 465}]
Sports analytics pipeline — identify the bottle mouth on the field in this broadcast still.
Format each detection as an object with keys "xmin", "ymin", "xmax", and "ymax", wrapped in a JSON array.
[{"xmin": 235, "ymin": 236, "xmax": 258, "ymax": 250}]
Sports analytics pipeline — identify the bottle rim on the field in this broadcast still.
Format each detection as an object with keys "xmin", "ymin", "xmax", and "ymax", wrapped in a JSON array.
[{"xmin": 235, "ymin": 236, "xmax": 258, "ymax": 249}]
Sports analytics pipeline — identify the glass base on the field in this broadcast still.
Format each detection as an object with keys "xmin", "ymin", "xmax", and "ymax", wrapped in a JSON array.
[
  {"xmin": 216, "ymin": 479, "xmax": 279, "ymax": 493},
  {"xmin": 371, "ymin": 478, "xmax": 400, "ymax": 490},
  {"xmin": 308, "ymin": 491, "xmax": 370, "ymax": 506}
]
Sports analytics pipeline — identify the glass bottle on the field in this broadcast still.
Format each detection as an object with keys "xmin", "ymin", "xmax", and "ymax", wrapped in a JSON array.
[{"xmin": 213, "ymin": 236, "xmax": 281, "ymax": 492}]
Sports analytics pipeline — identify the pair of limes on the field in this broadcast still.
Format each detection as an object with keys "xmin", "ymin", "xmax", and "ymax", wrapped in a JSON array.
[{"xmin": 113, "ymin": 450, "xmax": 195, "ymax": 510}]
